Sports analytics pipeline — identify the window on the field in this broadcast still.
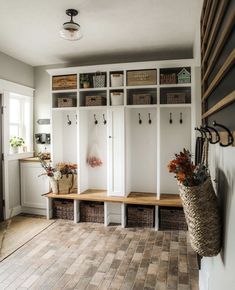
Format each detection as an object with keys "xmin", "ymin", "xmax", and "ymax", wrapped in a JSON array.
[{"xmin": 9, "ymin": 93, "xmax": 33, "ymax": 153}]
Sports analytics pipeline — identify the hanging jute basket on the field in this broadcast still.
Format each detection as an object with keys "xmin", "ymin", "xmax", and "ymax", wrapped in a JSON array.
[{"xmin": 178, "ymin": 178, "xmax": 221, "ymax": 257}]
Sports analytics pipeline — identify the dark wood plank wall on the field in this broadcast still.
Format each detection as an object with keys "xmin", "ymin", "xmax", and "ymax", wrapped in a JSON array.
[{"xmin": 201, "ymin": 0, "xmax": 235, "ymax": 146}]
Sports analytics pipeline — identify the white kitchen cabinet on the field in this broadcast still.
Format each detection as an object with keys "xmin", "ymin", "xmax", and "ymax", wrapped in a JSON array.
[{"xmin": 20, "ymin": 161, "xmax": 49, "ymax": 211}]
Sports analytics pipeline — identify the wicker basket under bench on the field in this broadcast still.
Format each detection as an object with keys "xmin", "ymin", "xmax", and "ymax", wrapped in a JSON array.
[
  {"xmin": 80, "ymin": 201, "xmax": 104, "ymax": 223},
  {"xmin": 159, "ymin": 206, "xmax": 187, "ymax": 230},
  {"xmin": 127, "ymin": 205, "xmax": 155, "ymax": 228},
  {"xmin": 53, "ymin": 199, "xmax": 74, "ymax": 220}
]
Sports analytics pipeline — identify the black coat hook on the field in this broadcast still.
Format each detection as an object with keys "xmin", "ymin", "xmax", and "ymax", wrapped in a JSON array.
[
  {"xmin": 103, "ymin": 114, "xmax": 107, "ymax": 125},
  {"xmin": 204, "ymin": 125, "xmax": 220, "ymax": 144},
  {"xmin": 195, "ymin": 127, "xmax": 206, "ymax": 138},
  {"xmin": 213, "ymin": 121, "xmax": 234, "ymax": 147},
  {"xmin": 67, "ymin": 115, "xmax": 72, "ymax": 125},
  {"xmin": 169, "ymin": 113, "xmax": 173, "ymax": 124},
  {"xmin": 138, "ymin": 113, "xmax": 142, "ymax": 124},
  {"xmin": 148, "ymin": 113, "xmax": 152, "ymax": 124},
  {"xmin": 200, "ymin": 126, "xmax": 211, "ymax": 141},
  {"xmin": 94, "ymin": 114, "xmax": 98, "ymax": 125},
  {"xmin": 180, "ymin": 112, "xmax": 183, "ymax": 124}
]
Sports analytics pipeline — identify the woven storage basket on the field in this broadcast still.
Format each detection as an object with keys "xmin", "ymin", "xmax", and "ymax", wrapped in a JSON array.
[
  {"xmin": 160, "ymin": 73, "xmax": 176, "ymax": 84},
  {"xmin": 80, "ymin": 201, "xmax": 104, "ymax": 223},
  {"xmin": 93, "ymin": 72, "xmax": 106, "ymax": 88},
  {"xmin": 178, "ymin": 178, "xmax": 221, "ymax": 257},
  {"xmin": 159, "ymin": 206, "xmax": 187, "ymax": 230},
  {"xmin": 53, "ymin": 199, "xmax": 74, "ymax": 220},
  {"xmin": 127, "ymin": 205, "xmax": 155, "ymax": 228},
  {"xmin": 85, "ymin": 96, "xmax": 106, "ymax": 106},
  {"xmin": 133, "ymin": 94, "xmax": 151, "ymax": 105},
  {"xmin": 57, "ymin": 98, "xmax": 76, "ymax": 108}
]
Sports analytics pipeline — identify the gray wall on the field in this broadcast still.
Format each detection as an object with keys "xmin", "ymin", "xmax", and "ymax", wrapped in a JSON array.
[
  {"xmin": 0, "ymin": 51, "xmax": 34, "ymax": 87},
  {"xmin": 199, "ymin": 146, "xmax": 235, "ymax": 290}
]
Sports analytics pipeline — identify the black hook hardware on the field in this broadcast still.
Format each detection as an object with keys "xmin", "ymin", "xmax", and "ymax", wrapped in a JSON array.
[
  {"xmin": 195, "ymin": 127, "xmax": 206, "ymax": 138},
  {"xmin": 148, "ymin": 113, "xmax": 152, "ymax": 124},
  {"xmin": 180, "ymin": 112, "xmax": 183, "ymax": 124},
  {"xmin": 103, "ymin": 114, "xmax": 107, "ymax": 125},
  {"xmin": 138, "ymin": 113, "xmax": 142, "ymax": 124},
  {"xmin": 200, "ymin": 126, "xmax": 211, "ymax": 141},
  {"xmin": 213, "ymin": 121, "xmax": 234, "ymax": 147},
  {"xmin": 204, "ymin": 125, "xmax": 220, "ymax": 144},
  {"xmin": 169, "ymin": 113, "xmax": 173, "ymax": 124},
  {"xmin": 94, "ymin": 114, "xmax": 98, "ymax": 125},
  {"xmin": 67, "ymin": 115, "xmax": 72, "ymax": 125}
]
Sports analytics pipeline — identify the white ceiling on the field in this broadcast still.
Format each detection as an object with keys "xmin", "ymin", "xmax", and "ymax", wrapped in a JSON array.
[{"xmin": 0, "ymin": 0, "xmax": 203, "ymax": 67}]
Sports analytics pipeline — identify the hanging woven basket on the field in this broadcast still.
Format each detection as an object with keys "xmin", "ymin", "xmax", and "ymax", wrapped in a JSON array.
[{"xmin": 178, "ymin": 177, "xmax": 221, "ymax": 257}]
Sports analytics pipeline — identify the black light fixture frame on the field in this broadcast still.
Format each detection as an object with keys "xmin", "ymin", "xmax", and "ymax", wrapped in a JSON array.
[{"xmin": 63, "ymin": 9, "xmax": 80, "ymax": 28}]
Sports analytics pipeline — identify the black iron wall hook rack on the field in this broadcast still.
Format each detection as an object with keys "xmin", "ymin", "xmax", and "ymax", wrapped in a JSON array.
[
  {"xmin": 138, "ymin": 113, "xmax": 142, "ymax": 124},
  {"xmin": 148, "ymin": 113, "xmax": 152, "ymax": 124},
  {"xmin": 94, "ymin": 114, "xmax": 98, "ymax": 125},
  {"xmin": 200, "ymin": 126, "xmax": 212, "ymax": 142},
  {"xmin": 67, "ymin": 115, "xmax": 72, "ymax": 125},
  {"xmin": 204, "ymin": 125, "xmax": 220, "ymax": 144},
  {"xmin": 195, "ymin": 127, "xmax": 206, "ymax": 138},
  {"xmin": 103, "ymin": 114, "xmax": 107, "ymax": 125},
  {"xmin": 213, "ymin": 121, "xmax": 234, "ymax": 147}
]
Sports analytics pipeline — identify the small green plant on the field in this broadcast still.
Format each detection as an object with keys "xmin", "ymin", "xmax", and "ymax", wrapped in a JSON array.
[
  {"xmin": 80, "ymin": 74, "xmax": 90, "ymax": 88},
  {"xmin": 9, "ymin": 136, "xmax": 25, "ymax": 148}
]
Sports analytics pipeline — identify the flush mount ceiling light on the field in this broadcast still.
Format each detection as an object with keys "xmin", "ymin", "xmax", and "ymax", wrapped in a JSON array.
[{"xmin": 60, "ymin": 9, "xmax": 82, "ymax": 41}]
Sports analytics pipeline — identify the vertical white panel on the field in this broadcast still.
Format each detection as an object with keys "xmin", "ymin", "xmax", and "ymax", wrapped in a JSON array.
[
  {"xmin": 160, "ymin": 107, "xmax": 191, "ymax": 194},
  {"xmin": 108, "ymin": 108, "xmax": 125, "ymax": 196}
]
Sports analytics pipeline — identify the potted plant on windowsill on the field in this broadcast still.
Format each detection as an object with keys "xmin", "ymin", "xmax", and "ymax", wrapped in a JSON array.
[{"xmin": 9, "ymin": 137, "xmax": 25, "ymax": 154}]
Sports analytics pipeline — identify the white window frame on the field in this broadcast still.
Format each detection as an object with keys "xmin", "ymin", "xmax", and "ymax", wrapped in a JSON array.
[{"xmin": 9, "ymin": 93, "xmax": 33, "ymax": 154}]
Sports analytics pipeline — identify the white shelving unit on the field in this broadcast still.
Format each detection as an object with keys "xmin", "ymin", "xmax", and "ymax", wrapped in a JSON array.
[{"xmin": 47, "ymin": 59, "xmax": 198, "ymax": 226}]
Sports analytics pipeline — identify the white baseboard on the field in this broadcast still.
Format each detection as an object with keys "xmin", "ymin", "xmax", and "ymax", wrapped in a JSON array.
[
  {"xmin": 107, "ymin": 213, "xmax": 121, "ymax": 225},
  {"xmin": 11, "ymin": 205, "xmax": 22, "ymax": 217},
  {"xmin": 21, "ymin": 207, "xmax": 46, "ymax": 216}
]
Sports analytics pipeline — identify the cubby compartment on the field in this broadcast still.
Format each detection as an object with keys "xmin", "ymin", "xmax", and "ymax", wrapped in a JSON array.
[
  {"xmin": 52, "ymin": 109, "xmax": 77, "ymax": 165},
  {"xmin": 110, "ymin": 89, "xmax": 124, "ymax": 106},
  {"xmin": 52, "ymin": 92, "xmax": 77, "ymax": 108},
  {"xmin": 160, "ymin": 87, "xmax": 191, "ymax": 104},
  {"xmin": 110, "ymin": 71, "xmax": 124, "ymax": 87},
  {"xmin": 78, "ymin": 109, "xmax": 108, "ymax": 193},
  {"xmin": 79, "ymin": 72, "xmax": 107, "ymax": 89},
  {"xmin": 79, "ymin": 90, "xmax": 107, "ymax": 107},
  {"xmin": 127, "ymin": 88, "xmax": 157, "ymax": 105},
  {"xmin": 126, "ymin": 108, "xmax": 157, "ymax": 195},
  {"xmin": 106, "ymin": 202, "xmax": 122, "ymax": 225},
  {"xmin": 160, "ymin": 67, "xmax": 191, "ymax": 84},
  {"xmin": 159, "ymin": 107, "xmax": 191, "ymax": 194}
]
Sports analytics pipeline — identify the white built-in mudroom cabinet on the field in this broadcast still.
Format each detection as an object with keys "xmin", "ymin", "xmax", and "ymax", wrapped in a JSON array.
[{"xmin": 44, "ymin": 59, "xmax": 198, "ymax": 228}]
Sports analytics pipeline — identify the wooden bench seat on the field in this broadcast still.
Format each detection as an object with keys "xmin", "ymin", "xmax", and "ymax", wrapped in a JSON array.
[{"xmin": 45, "ymin": 189, "xmax": 182, "ymax": 207}]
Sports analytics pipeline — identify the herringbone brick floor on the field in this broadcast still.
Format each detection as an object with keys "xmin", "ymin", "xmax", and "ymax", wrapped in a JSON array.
[{"xmin": 0, "ymin": 220, "xmax": 198, "ymax": 290}]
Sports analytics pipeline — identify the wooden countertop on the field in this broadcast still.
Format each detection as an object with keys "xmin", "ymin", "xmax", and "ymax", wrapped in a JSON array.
[
  {"xmin": 45, "ymin": 189, "xmax": 182, "ymax": 207},
  {"xmin": 20, "ymin": 157, "xmax": 50, "ymax": 162}
]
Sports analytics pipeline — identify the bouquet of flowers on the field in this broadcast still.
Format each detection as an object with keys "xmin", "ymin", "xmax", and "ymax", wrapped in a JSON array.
[
  {"xmin": 168, "ymin": 148, "xmax": 209, "ymax": 187},
  {"xmin": 39, "ymin": 158, "xmax": 77, "ymax": 194}
]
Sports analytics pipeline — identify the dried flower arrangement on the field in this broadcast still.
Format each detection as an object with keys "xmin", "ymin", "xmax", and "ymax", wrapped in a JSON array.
[
  {"xmin": 168, "ymin": 148, "xmax": 209, "ymax": 187},
  {"xmin": 39, "ymin": 158, "xmax": 77, "ymax": 194},
  {"xmin": 39, "ymin": 159, "xmax": 77, "ymax": 179}
]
